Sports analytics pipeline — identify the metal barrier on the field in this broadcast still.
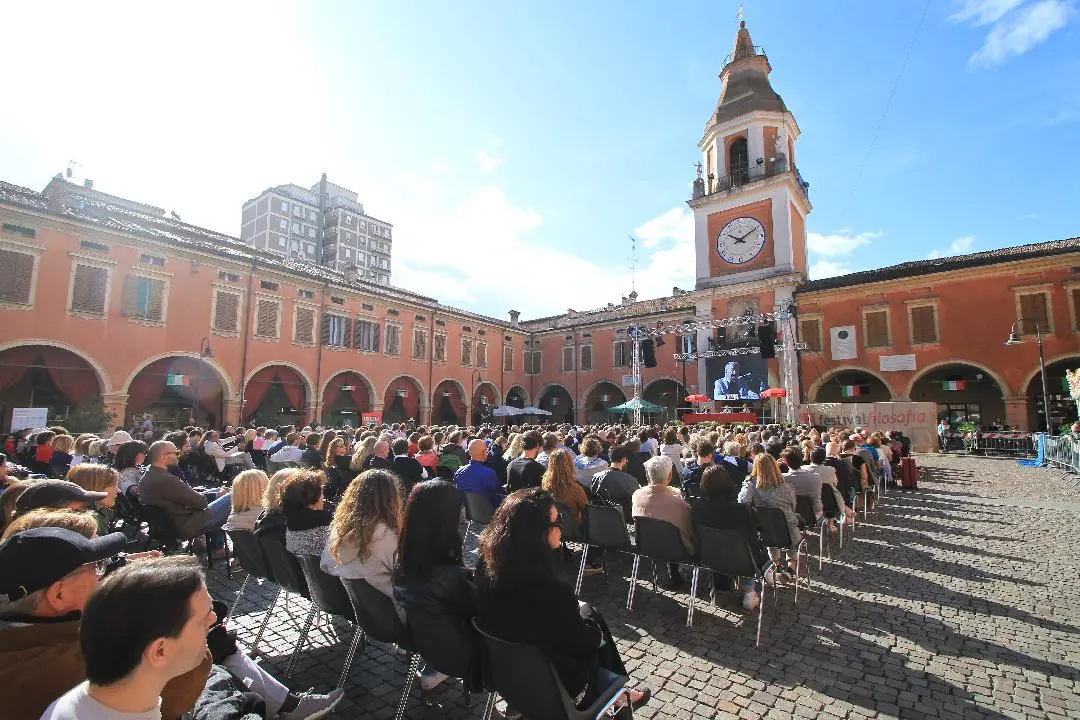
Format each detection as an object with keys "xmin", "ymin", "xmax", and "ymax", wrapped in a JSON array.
[
  {"xmin": 943, "ymin": 431, "xmax": 1034, "ymax": 456},
  {"xmin": 1044, "ymin": 434, "xmax": 1080, "ymax": 484}
]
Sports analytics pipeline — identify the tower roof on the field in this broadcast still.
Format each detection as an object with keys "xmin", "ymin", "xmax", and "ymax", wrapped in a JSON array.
[{"xmin": 704, "ymin": 21, "xmax": 787, "ymax": 134}]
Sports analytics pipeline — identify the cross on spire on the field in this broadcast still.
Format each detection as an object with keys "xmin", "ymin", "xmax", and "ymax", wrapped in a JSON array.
[{"xmin": 736, "ymin": 5, "xmax": 744, "ymax": 25}]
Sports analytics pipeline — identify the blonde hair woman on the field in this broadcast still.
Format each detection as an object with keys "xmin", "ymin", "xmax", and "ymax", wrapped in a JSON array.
[
  {"xmin": 504, "ymin": 433, "xmax": 524, "ymax": 462},
  {"xmin": 67, "ymin": 464, "xmax": 120, "ymax": 535},
  {"xmin": 738, "ymin": 453, "xmax": 800, "ymax": 575},
  {"xmin": 71, "ymin": 434, "xmax": 97, "ymax": 466},
  {"xmin": 541, "ymin": 448, "xmax": 588, "ymax": 525},
  {"xmin": 2, "ymin": 507, "xmax": 99, "ymax": 540},
  {"xmin": 349, "ymin": 436, "xmax": 377, "ymax": 472},
  {"xmin": 252, "ymin": 467, "xmax": 301, "ymax": 541},
  {"xmin": 321, "ymin": 469, "xmax": 404, "ymax": 609},
  {"xmin": 224, "ymin": 469, "xmax": 269, "ymax": 532}
]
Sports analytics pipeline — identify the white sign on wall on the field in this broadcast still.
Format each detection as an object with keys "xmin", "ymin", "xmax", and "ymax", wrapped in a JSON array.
[
  {"xmin": 879, "ymin": 354, "xmax": 917, "ymax": 372},
  {"xmin": 11, "ymin": 407, "xmax": 49, "ymax": 432},
  {"xmin": 830, "ymin": 326, "xmax": 857, "ymax": 360},
  {"xmin": 621, "ymin": 375, "xmax": 635, "ymax": 387}
]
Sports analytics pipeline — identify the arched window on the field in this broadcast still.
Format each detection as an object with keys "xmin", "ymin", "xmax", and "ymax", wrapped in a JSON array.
[{"xmin": 729, "ymin": 137, "xmax": 749, "ymax": 186}]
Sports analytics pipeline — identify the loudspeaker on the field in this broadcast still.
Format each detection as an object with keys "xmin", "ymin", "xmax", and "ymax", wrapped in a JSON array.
[
  {"xmin": 758, "ymin": 321, "xmax": 777, "ymax": 359},
  {"xmin": 642, "ymin": 339, "xmax": 657, "ymax": 368}
]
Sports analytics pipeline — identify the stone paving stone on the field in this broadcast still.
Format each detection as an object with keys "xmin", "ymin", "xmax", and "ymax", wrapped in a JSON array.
[{"xmin": 206, "ymin": 454, "xmax": 1080, "ymax": 719}]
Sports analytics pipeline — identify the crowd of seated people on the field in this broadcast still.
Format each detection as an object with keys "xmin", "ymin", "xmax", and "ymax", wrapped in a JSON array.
[{"xmin": 0, "ymin": 415, "xmax": 911, "ymax": 718}]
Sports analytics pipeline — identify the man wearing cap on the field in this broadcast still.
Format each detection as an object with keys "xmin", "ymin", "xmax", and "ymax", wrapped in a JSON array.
[
  {"xmin": 0, "ymin": 527, "xmax": 209, "ymax": 719},
  {"xmin": 14, "ymin": 479, "xmax": 108, "ymax": 516}
]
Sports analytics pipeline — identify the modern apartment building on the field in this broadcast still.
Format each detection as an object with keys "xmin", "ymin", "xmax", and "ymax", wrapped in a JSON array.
[{"xmin": 240, "ymin": 174, "xmax": 393, "ymax": 284}]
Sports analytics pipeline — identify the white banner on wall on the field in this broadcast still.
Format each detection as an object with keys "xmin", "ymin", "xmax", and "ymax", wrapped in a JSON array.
[
  {"xmin": 11, "ymin": 407, "xmax": 49, "ymax": 432},
  {"xmin": 798, "ymin": 401, "xmax": 938, "ymax": 453},
  {"xmin": 879, "ymin": 354, "xmax": 917, "ymax": 372},
  {"xmin": 830, "ymin": 326, "xmax": 857, "ymax": 360}
]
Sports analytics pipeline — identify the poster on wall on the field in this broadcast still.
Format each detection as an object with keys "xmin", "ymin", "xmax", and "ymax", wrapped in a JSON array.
[
  {"xmin": 830, "ymin": 326, "xmax": 857, "ymax": 360},
  {"xmin": 798, "ymin": 402, "xmax": 938, "ymax": 453},
  {"xmin": 11, "ymin": 407, "xmax": 49, "ymax": 432},
  {"xmin": 706, "ymin": 355, "xmax": 768, "ymax": 400},
  {"xmin": 879, "ymin": 354, "xmax": 917, "ymax": 372}
]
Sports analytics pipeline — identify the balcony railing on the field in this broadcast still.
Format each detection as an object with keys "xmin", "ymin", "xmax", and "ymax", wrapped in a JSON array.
[
  {"xmin": 722, "ymin": 45, "xmax": 766, "ymax": 68},
  {"xmin": 692, "ymin": 160, "xmax": 810, "ymax": 202}
]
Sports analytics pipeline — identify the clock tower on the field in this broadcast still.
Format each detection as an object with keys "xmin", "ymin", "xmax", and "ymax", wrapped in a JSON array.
[
  {"xmin": 688, "ymin": 20, "xmax": 811, "ymax": 288},
  {"xmin": 686, "ymin": 19, "xmax": 812, "ymax": 420}
]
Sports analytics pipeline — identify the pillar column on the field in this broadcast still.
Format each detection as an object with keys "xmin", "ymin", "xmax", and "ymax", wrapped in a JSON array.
[
  {"xmin": 223, "ymin": 398, "xmax": 243, "ymax": 429},
  {"xmin": 1004, "ymin": 396, "xmax": 1029, "ymax": 431},
  {"xmin": 372, "ymin": 403, "xmax": 384, "ymax": 423},
  {"xmin": 102, "ymin": 393, "xmax": 129, "ymax": 432}
]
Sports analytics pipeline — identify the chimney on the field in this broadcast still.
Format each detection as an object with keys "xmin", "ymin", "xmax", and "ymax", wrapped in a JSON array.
[
  {"xmin": 508, "ymin": 310, "xmax": 520, "ymax": 327},
  {"xmin": 629, "ymin": 290, "xmax": 638, "ymax": 302}
]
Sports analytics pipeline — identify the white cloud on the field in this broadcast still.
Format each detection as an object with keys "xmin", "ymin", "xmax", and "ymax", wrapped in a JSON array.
[
  {"xmin": 806, "ymin": 229, "xmax": 883, "ymax": 257},
  {"xmin": 966, "ymin": 0, "xmax": 1075, "ymax": 68},
  {"xmin": 476, "ymin": 138, "xmax": 506, "ymax": 174},
  {"xmin": 949, "ymin": 0, "xmax": 1027, "ymax": 25},
  {"xmin": 927, "ymin": 235, "xmax": 977, "ymax": 258},
  {"xmin": 808, "ymin": 260, "xmax": 857, "ymax": 280},
  {"xmin": 633, "ymin": 206, "xmax": 694, "ymax": 249}
]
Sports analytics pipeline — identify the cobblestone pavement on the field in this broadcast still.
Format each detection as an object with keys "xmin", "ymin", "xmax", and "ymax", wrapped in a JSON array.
[{"xmin": 207, "ymin": 455, "xmax": 1080, "ymax": 719}]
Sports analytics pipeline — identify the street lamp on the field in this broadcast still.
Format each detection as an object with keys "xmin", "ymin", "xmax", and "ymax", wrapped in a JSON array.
[
  {"xmin": 1005, "ymin": 318, "xmax": 1052, "ymax": 432},
  {"xmin": 190, "ymin": 337, "xmax": 213, "ymax": 425}
]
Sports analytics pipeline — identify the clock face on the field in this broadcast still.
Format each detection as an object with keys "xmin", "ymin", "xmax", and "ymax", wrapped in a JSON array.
[{"xmin": 716, "ymin": 216, "xmax": 766, "ymax": 265}]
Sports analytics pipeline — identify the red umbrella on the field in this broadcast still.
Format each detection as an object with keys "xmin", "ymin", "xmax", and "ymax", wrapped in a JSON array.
[
  {"xmin": 759, "ymin": 388, "xmax": 788, "ymax": 399},
  {"xmin": 684, "ymin": 394, "xmax": 710, "ymax": 403}
]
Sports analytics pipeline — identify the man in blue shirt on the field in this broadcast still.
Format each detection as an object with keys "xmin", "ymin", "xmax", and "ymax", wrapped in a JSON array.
[{"xmin": 454, "ymin": 439, "xmax": 504, "ymax": 509}]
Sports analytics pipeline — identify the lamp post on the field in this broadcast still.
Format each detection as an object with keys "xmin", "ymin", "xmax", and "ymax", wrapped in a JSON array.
[
  {"xmin": 470, "ymin": 368, "xmax": 482, "ymax": 426},
  {"xmin": 190, "ymin": 337, "xmax": 213, "ymax": 426},
  {"xmin": 1005, "ymin": 318, "xmax": 1052, "ymax": 432}
]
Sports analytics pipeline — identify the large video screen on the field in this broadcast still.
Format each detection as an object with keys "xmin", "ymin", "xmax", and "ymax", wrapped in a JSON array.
[{"xmin": 706, "ymin": 355, "xmax": 768, "ymax": 401}]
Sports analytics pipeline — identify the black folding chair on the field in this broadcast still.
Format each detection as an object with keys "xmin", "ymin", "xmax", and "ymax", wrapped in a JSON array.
[
  {"xmin": 755, "ymin": 506, "xmax": 810, "ymax": 605},
  {"xmin": 555, "ymin": 502, "xmax": 584, "ymax": 543},
  {"xmin": 472, "ymin": 619, "xmax": 631, "ymax": 720},
  {"xmin": 340, "ymin": 578, "xmax": 415, "ymax": 720},
  {"xmin": 820, "ymin": 485, "xmax": 848, "ymax": 554},
  {"xmin": 226, "ymin": 530, "xmax": 279, "ymax": 653},
  {"xmin": 628, "ymin": 517, "xmax": 698, "ymax": 627},
  {"xmin": 693, "ymin": 527, "xmax": 771, "ymax": 646},
  {"xmin": 258, "ymin": 535, "xmax": 314, "ymax": 677},
  {"xmin": 795, "ymin": 495, "xmax": 828, "ymax": 571},
  {"xmin": 574, "ymin": 504, "xmax": 634, "ymax": 595},
  {"xmin": 463, "ymin": 491, "xmax": 495, "ymax": 542},
  {"xmin": 295, "ymin": 555, "xmax": 362, "ymax": 688}
]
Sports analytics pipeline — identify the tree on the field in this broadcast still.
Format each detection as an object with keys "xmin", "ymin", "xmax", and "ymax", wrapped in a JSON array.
[{"xmin": 65, "ymin": 397, "xmax": 116, "ymax": 434}]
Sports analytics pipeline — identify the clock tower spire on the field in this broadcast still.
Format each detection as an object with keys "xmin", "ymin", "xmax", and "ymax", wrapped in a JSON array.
[{"xmin": 688, "ymin": 19, "xmax": 811, "ymax": 289}]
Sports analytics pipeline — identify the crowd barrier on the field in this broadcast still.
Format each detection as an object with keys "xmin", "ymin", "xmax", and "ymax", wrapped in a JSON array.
[
  {"xmin": 1043, "ymin": 434, "xmax": 1080, "ymax": 484},
  {"xmin": 943, "ymin": 431, "xmax": 1035, "ymax": 456}
]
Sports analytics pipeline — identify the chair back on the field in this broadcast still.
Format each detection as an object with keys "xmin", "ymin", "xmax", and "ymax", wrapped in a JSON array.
[
  {"xmin": 138, "ymin": 502, "xmax": 181, "ymax": 549},
  {"xmin": 794, "ymin": 495, "xmax": 817, "ymax": 529},
  {"xmin": 228, "ymin": 530, "xmax": 274, "ymax": 581},
  {"xmin": 697, "ymin": 526, "xmax": 763, "ymax": 578},
  {"xmin": 634, "ymin": 516, "xmax": 689, "ymax": 563},
  {"xmin": 583, "ymin": 504, "xmax": 631, "ymax": 549},
  {"xmin": 295, "ymin": 554, "xmax": 355, "ymax": 620},
  {"xmin": 259, "ymin": 536, "xmax": 309, "ymax": 597},
  {"xmin": 756, "ymin": 506, "xmax": 796, "ymax": 549},
  {"xmin": 820, "ymin": 485, "xmax": 842, "ymax": 519},
  {"xmin": 472, "ymin": 619, "xmax": 583, "ymax": 720},
  {"xmin": 555, "ymin": 502, "xmax": 583, "ymax": 542},
  {"xmin": 340, "ymin": 577, "xmax": 409, "ymax": 647},
  {"xmin": 463, "ymin": 492, "xmax": 495, "ymax": 524},
  {"xmin": 399, "ymin": 597, "xmax": 476, "ymax": 680}
]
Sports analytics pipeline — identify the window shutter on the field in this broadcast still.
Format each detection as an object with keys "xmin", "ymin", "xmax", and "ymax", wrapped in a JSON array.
[
  {"xmin": 434, "ymin": 334, "xmax": 445, "ymax": 362},
  {"xmin": 910, "ymin": 306, "xmax": 936, "ymax": 344},
  {"xmin": 214, "ymin": 292, "xmax": 238, "ymax": 332},
  {"xmin": 0, "ymin": 250, "xmax": 34, "ymax": 304},
  {"xmin": 146, "ymin": 278, "xmax": 164, "ymax": 321},
  {"xmin": 1073, "ymin": 288, "xmax": 1080, "ymax": 331},
  {"xmin": 503, "ymin": 346, "xmax": 513, "ymax": 372},
  {"xmin": 295, "ymin": 307, "xmax": 314, "ymax": 343},
  {"xmin": 865, "ymin": 311, "xmax": 889, "ymax": 347},
  {"xmin": 321, "ymin": 313, "xmax": 331, "ymax": 344},
  {"xmin": 580, "ymin": 345, "xmax": 592, "ymax": 371},
  {"xmin": 342, "ymin": 317, "xmax": 353, "ymax": 348},
  {"xmin": 372, "ymin": 323, "xmax": 380, "ymax": 352},
  {"xmin": 477, "ymin": 343, "xmax": 487, "ymax": 368},
  {"xmin": 799, "ymin": 319, "xmax": 821, "ymax": 352},
  {"xmin": 71, "ymin": 264, "xmax": 108, "ymax": 314},
  {"xmin": 1019, "ymin": 293, "xmax": 1049, "ymax": 334},
  {"xmin": 562, "ymin": 346, "xmax": 574, "ymax": 371},
  {"xmin": 121, "ymin": 275, "xmax": 139, "ymax": 317},
  {"xmin": 256, "ymin": 299, "xmax": 278, "ymax": 337}
]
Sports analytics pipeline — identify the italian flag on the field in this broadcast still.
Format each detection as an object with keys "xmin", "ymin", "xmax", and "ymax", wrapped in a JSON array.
[
  {"xmin": 841, "ymin": 385, "xmax": 862, "ymax": 397},
  {"xmin": 942, "ymin": 380, "xmax": 965, "ymax": 391},
  {"xmin": 166, "ymin": 373, "xmax": 190, "ymax": 387}
]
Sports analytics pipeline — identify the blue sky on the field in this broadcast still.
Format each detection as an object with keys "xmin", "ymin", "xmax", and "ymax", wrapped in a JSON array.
[{"xmin": 1, "ymin": 0, "xmax": 1077, "ymax": 319}]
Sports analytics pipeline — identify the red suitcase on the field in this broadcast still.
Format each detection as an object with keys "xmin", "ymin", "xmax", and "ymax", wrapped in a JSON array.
[{"xmin": 900, "ymin": 457, "xmax": 917, "ymax": 490}]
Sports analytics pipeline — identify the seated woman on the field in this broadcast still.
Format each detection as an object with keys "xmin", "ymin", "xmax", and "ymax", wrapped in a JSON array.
[
  {"xmin": 475, "ymin": 488, "xmax": 651, "ymax": 713},
  {"xmin": 394, "ymin": 479, "xmax": 479, "ymax": 691},
  {"xmin": 541, "ymin": 448, "xmax": 589, "ymax": 527},
  {"xmin": 113, "ymin": 440, "xmax": 148, "ymax": 495},
  {"xmin": 223, "ymin": 469, "xmax": 269, "ymax": 533},
  {"xmin": 414, "ymin": 435, "xmax": 439, "ymax": 475},
  {"xmin": 200, "ymin": 430, "xmax": 256, "ymax": 476},
  {"xmin": 254, "ymin": 468, "xmax": 300, "ymax": 540},
  {"xmin": 48, "ymin": 434, "xmax": 75, "ymax": 479},
  {"xmin": 632, "ymin": 455, "xmax": 694, "ymax": 589},
  {"xmin": 738, "ymin": 453, "xmax": 800, "ymax": 580},
  {"xmin": 65, "ymin": 464, "xmax": 119, "ymax": 535},
  {"xmin": 322, "ymin": 469, "xmax": 403, "ymax": 615},
  {"xmin": 691, "ymin": 465, "xmax": 767, "ymax": 610},
  {"xmin": 573, "ymin": 438, "xmax": 608, "ymax": 488},
  {"xmin": 322, "ymin": 437, "xmax": 355, "ymax": 502},
  {"xmin": 281, "ymin": 469, "xmax": 333, "ymax": 556}
]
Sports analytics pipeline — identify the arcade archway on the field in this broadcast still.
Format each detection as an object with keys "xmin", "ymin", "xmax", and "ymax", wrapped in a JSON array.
[
  {"xmin": 812, "ymin": 368, "xmax": 893, "ymax": 404},
  {"xmin": 125, "ymin": 356, "xmax": 229, "ymax": 429},
  {"xmin": 243, "ymin": 364, "xmax": 311, "ymax": 427},
  {"xmin": 320, "ymin": 371, "xmax": 375, "ymax": 427},
  {"xmin": 0, "ymin": 345, "xmax": 105, "ymax": 432},
  {"xmin": 472, "ymin": 381, "xmax": 499, "ymax": 425},
  {"xmin": 582, "ymin": 381, "xmax": 627, "ymax": 423},
  {"xmin": 643, "ymin": 378, "xmax": 688, "ymax": 422},
  {"xmin": 538, "ymin": 384, "xmax": 574, "ymax": 424},
  {"xmin": 383, "ymin": 376, "xmax": 424, "ymax": 424},
  {"xmin": 433, "ymin": 379, "xmax": 467, "ymax": 426},
  {"xmin": 504, "ymin": 385, "xmax": 528, "ymax": 408},
  {"xmin": 1025, "ymin": 356, "xmax": 1080, "ymax": 432},
  {"xmin": 910, "ymin": 362, "xmax": 1006, "ymax": 427}
]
